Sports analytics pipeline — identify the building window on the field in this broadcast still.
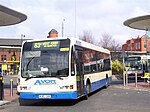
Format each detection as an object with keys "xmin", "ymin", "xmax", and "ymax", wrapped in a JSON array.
[
  {"xmin": 1, "ymin": 55, "xmax": 6, "ymax": 62},
  {"xmin": 128, "ymin": 44, "xmax": 130, "ymax": 50},
  {"xmin": 144, "ymin": 41, "xmax": 147, "ymax": 48},
  {"xmin": 136, "ymin": 42, "xmax": 140, "ymax": 50}
]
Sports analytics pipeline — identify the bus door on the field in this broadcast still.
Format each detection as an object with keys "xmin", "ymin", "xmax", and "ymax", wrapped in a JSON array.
[{"xmin": 75, "ymin": 48, "xmax": 85, "ymax": 96}]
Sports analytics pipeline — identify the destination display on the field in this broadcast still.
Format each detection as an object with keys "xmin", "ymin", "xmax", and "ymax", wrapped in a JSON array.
[
  {"xmin": 33, "ymin": 41, "xmax": 60, "ymax": 49},
  {"xmin": 23, "ymin": 39, "xmax": 70, "ymax": 51}
]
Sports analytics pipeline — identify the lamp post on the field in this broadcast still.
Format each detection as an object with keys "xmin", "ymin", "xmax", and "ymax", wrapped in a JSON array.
[
  {"xmin": 74, "ymin": 0, "xmax": 77, "ymax": 37},
  {"xmin": 21, "ymin": 34, "xmax": 25, "ymax": 46},
  {"xmin": 145, "ymin": 30, "xmax": 150, "ymax": 72},
  {"xmin": 122, "ymin": 48, "xmax": 126, "ymax": 86},
  {"xmin": 62, "ymin": 19, "xmax": 65, "ymax": 37}
]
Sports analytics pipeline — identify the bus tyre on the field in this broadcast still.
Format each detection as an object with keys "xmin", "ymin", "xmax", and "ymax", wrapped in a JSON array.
[
  {"xmin": 19, "ymin": 98, "xmax": 25, "ymax": 106},
  {"xmin": 105, "ymin": 78, "xmax": 109, "ymax": 88},
  {"xmin": 84, "ymin": 84, "xmax": 90, "ymax": 100},
  {"xmin": 19, "ymin": 98, "xmax": 29, "ymax": 106},
  {"xmin": 84, "ymin": 85, "xmax": 89, "ymax": 100}
]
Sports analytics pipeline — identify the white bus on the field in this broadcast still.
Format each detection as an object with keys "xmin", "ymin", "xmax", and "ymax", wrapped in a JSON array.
[
  {"xmin": 125, "ymin": 55, "xmax": 150, "ymax": 78},
  {"xmin": 17, "ymin": 37, "xmax": 112, "ymax": 104}
]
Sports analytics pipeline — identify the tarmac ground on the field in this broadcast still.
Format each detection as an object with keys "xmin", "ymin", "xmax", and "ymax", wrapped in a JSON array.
[{"xmin": 0, "ymin": 75, "xmax": 150, "ymax": 106}]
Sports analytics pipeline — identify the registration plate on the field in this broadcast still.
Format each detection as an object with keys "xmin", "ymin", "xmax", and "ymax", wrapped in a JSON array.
[{"xmin": 39, "ymin": 95, "xmax": 51, "ymax": 99}]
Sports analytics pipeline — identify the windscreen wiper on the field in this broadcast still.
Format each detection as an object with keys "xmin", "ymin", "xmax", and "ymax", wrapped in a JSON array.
[{"xmin": 26, "ymin": 57, "xmax": 35, "ymax": 71}]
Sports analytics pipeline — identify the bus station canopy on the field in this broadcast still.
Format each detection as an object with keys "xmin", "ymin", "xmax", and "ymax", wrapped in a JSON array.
[
  {"xmin": 0, "ymin": 5, "xmax": 27, "ymax": 26},
  {"xmin": 124, "ymin": 15, "xmax": 150, "ymax": 30}
]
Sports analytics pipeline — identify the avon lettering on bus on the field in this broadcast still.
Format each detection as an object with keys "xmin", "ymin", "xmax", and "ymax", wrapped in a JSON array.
[{"xmin": 34, "ymin": 80, "xmax": 56, "ymax": 85}]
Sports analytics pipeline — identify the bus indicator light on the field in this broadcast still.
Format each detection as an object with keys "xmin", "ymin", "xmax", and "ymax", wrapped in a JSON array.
[{"xmin": 70, "ymin": 85, "xmax": 74, "ymax": 89}]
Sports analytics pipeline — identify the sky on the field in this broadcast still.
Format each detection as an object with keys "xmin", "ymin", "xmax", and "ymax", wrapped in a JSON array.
[{"xmin": 0, "ymin": 0, "xmax": 150, "ymax": 44}]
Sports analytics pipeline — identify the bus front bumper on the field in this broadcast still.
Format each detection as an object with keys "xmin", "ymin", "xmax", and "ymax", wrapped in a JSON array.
[{"xmin": 19, "ymin": 92, "xmax": 78, "ymax": 100}]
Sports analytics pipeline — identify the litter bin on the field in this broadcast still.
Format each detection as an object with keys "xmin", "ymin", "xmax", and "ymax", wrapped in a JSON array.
[{"xmin": 0, "ymin": 75, "xmax": 4, "ymax": 100}]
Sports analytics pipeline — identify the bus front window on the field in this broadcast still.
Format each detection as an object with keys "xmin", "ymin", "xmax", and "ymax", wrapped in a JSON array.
[
  {"xmin": 22, "ymin": 50, "xmax": 69, "ymax": 78},
  {"xmin": 125, "ymin": 57, "xmax": 142, "ymax": 71}
]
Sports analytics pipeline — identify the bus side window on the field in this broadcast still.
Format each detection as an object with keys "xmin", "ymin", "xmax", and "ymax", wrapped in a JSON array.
[
  {"xmin": 142, "ymin": 60, "xmax": 148, "ymax": 72},
  {"xmin": 143, "ymin": 63, "xmax": 146, "ymax": 71},
  {"xmin": 91, "ymin": 64, "xmax": 97, "ymax": 72},
  {"xmin": 148, "ymin": 59, "xmax": 150, "ymax": 72},
  {"xmin": 98, "ymin": 63, "xmax": 103, "ymax": 72}
]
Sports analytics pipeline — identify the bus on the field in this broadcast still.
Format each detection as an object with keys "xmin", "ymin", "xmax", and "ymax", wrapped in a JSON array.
[
  {"xmin": 124, "ymin": 55, "xmax": 150, "ymax": 78},
  {"xmin": 17, "ymin": 37, "xmax": 112, "ymax": 104}
]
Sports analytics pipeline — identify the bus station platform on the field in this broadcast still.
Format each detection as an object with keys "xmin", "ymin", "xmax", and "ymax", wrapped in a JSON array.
[
  {"xmin": 112, "ymin": 75, "xmax": 150, "ymax": 91},
  {"xmin": 122, "ymin": 81, "xmax": 150, "ymax": 91},
  {"xmin": 0, "ymin": 87, "xmax": 18, "ymax": 106}
]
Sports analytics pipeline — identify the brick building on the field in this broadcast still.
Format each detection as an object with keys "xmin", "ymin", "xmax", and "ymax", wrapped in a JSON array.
[
  {"xmin": 0, "ymin": 38, "xmax": 25, "ymax": 75},
  {"xmin": 0, "ymin": 46, "xmax": 20, "ymax": 75},
  {"xmin": 122, "ymin": 35, "xmax": 150, "ymax": 53}
]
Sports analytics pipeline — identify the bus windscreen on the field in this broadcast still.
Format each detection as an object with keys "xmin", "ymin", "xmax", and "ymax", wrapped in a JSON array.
[{"xmin": 125, "ymin": 57, "xmax": 142, "ymax": 70}]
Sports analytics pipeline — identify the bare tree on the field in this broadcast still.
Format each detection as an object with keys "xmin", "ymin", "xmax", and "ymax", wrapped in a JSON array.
[
  {"xmin": 99, "ymin": 33, "xmax": 121, "ymax": 51},
  {"xmin": 99, "ymin": 33, "xmax": 122, "ymax": 60},
  {"xmin": 79, "ymin": 31, "xmax": 121, "ymax": 51},
  {"xmin": 100, "ymin": 33, "xmax": 112, "ymax": 49},
  {"xmin": 79, "ymin": 31, "xmax": 96, "ymax": 44},
  {"xmin": 111, "ymin": 39, "xmax": 122, "ymax": 51}
]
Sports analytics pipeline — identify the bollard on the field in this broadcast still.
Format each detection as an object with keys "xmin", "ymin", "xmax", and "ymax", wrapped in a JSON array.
[
  {"xmin": 135, "ymin": 72, "xmax": 138, "ymax": 88},
  {"xmin": 123, "ymin": 72, "xmax": 126, "ymax": 86},
  {"xmin": 148, "ymin": 74, "xmax": 150, "ymax": 87},
  {"xmin": 126, "ymin": 72, "xmax": 128, "ymax": 86},
  {"xmin": 124, "ymin": 67, "xmax": 130, "ymax": 86},
  {"xmin": 0, "ymin": 76, "xmax": 4, "ymax": 100},
  {"xmin": 10, "ymin": 79, "xmax": 13, "ymax": 96}
]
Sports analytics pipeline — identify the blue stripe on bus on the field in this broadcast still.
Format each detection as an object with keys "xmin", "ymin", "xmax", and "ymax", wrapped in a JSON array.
[
  {"xmin": 20, "ymin": 91, "xmax": 78, "ymax": 100},
  {"xmin": 20, "ymin": 77, "xmax": 112, "ymax": 100},
  {"xmin": 89, "ymin": 77, "xmax": 112, "ymax": 92}
]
